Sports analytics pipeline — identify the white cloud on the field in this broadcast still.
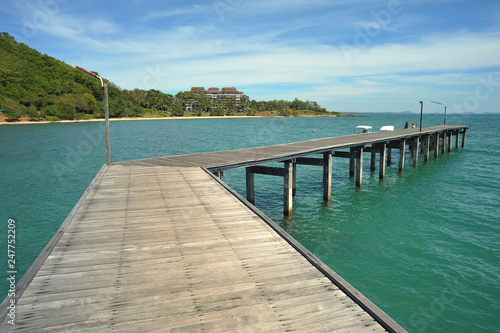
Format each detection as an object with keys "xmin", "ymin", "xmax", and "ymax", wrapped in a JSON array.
[
  {"xmin": 84, "ymin": 30, "xmax": 500, "ymax": 100},
  {"xmin": 142, "ymin": 4, "xmax": 206, "ymax": 20},
  {"xmin": 1, "ymin": 0, "xmax": 499, "ymax": 112}
]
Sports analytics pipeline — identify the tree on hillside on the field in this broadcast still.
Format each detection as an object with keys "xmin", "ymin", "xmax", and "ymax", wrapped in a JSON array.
[{"xmin": 1, "ymin": 97, "xmax": 22, "ymax": 121}]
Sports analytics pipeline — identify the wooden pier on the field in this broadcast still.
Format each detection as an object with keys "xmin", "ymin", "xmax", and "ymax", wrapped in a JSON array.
[
  {"xmin": 119, "ymin": 125, "xmax": 468, "ymax": 216},
  {"xmin": 1, "ymin": 125, "xmax": 467, "ymax": 332}
]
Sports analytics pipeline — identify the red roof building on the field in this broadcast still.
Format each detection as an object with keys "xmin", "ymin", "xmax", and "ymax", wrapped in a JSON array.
[{"xmin": 190, "ymin": 86, "xmax": 244, "ymax": 100}]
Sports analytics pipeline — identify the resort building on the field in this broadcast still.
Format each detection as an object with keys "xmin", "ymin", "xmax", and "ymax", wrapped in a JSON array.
[{"xmin": 191, "ymin": 86, "xmax": 244, "ymax": 101}]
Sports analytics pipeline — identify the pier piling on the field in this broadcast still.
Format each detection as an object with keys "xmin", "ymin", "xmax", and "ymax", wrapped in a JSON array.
[
  {"xmin": 441, "ymin": 131, "xmax": 448, "ymax": 155},
  {"xmin": 423, "ymin": 135, "xmax": 431, "ymax": 163},
  {"xmin": 434, "ymin": 133, "xmax": 440, "ymax": 158},
  {"xmin": 323, "ymin": 152, "xmax": 332, "ymax": 201},
  {"xmin": 378, "ymin": 143, "xmax": 386, "ymax": 180},
  {"xmin": 411, "ymin": 137, "xmax": 419, "ymax": 167},
  {"xmin": 284, "ymin": 160, "xmax": 294, "ymax": 217},
  {"xmin": 399, "ymin": 139, "xmax": 406, "ymax": 173},
  {"xmin": 448, "ymin": 131, "xmax": 453, "ymax": 153},
  {"xmin": 349, "ymin": 147, "xmax": 356, "ymax": 177},
  {"xmin": 356, "ymin": 147, "xmax": 364, "ymax": 188}
]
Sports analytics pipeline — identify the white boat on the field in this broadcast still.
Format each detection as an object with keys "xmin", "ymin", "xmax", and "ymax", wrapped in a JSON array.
[
  {"xmin": 354, "ymin": 125, "xmax": 372, "ymax": 134},
  {"xmin": 379, "ymin": 126, "xmax": 394, "ymax": 131}
]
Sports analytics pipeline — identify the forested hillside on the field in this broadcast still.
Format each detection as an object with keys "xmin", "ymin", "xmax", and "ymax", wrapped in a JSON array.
[{"xmin": 0, "ymin": 32, "xmax": 333, "ymax": 121}]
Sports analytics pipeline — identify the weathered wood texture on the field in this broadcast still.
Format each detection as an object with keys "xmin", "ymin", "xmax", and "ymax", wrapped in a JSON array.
[
  {"xmin": 118, "ymin": 126, "xmax": 468, "ymax": 172},
  {"xmin": 0, "ymin": 165, "xmax": 405, "ymax": 332},
  {"xmin": 399, "ymin": 139, "xmax": 406, "ymax": 173}
]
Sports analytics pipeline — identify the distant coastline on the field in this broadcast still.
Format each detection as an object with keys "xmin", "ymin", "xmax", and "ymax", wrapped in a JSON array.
[{"xmin": 0, "ymin": 113, "xmax": 359, "ymax": 125}]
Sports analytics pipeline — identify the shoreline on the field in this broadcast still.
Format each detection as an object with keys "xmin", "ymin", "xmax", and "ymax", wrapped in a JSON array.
[{"xmin": 0, "ymin": 114, "xmax": 353, "ymax": 125}]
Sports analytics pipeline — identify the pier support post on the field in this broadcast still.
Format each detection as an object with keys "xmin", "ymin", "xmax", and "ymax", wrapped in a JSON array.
[
  {"xmin": 292, "ymin": 161, "xmax": 297, "ymax": 197},
  {"xmin": 213, "ymin": 170, "xmax": 225, "ymax": 179},
  {"xmin": 323, "ymin": 152, "xmax": 332, "ymax": 202},
  {"xmin": 246, "ymin": 168, "xmax": 255, "ymax": 205},
  {"xmin": 370, "ymin": 147, "xmax": 376, "ymax": 172},
  {"xmin": 349, "ymin": 147, "xmax": 356, "ymax": 177},
  {"xmin": 423, "ymin": 135, "xmax": 430, "ymax": 163},
  {"xmin": 441, "ymin": 132, "xmax": 448, "ymax": 154},
  {"xmin": 448, "ymin": 131, "xmax": 452, "ymax": 153},
  {"xmin": 356, "ymin": 147, "xmax": 363, "ymax": 188},
  {"xmin": 455, "ymin": 130, "xmax": 459, "ymax": 149},
  {"xmin": 399, "ymin": 139, "xmax": 406, "ymax": 173},
  {"xmin": 387, "ymin": 147, "xmax": 392, "ymax": 167},
  {"xmin": 411, "ymin": 137, "xmax": 419, "ymax": 167},
  {"xmin": 462, "ymin": 129, "xmax": 467, "ymax": 148},
  {"xmin": 434, "ymin": 133, "xmax": 440, "ymax": 159},
  {"xmin": 378, "ymin": 143, "xmax": 386, "ymax": 180},
  {"xmin": 246, "ymin": 165, "xmax": 293, "ymax": 217},
  {"xmin": 284, "ymin": 161, "xmax": 294, "ymax": 217}
]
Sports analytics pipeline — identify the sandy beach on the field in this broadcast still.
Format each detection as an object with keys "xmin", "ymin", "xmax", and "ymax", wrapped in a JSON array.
[
  {"xmin": 0, "ymin": 114, "xmax": 344, "ymax": 125},
  {"xmin": 0, "ymin": 115, "xmax": 261, "ymax": 125}
]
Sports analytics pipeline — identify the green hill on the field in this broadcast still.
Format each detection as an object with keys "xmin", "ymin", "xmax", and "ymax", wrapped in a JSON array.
[
  {"xmin": 0, "ymin": 32, "xmax": 112, "ymax": 120},
  {"xmin": 0, "ymin": 32, "xmax": 334, "ymax": 122}
]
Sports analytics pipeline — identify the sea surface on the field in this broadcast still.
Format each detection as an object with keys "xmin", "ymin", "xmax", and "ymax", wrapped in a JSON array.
[{"xmin": 1, "ymin": 113, "xmax": 499, "ymax": 332}]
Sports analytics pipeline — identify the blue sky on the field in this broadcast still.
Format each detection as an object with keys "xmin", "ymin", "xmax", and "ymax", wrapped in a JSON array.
[{"xmin": 1, "ymin": 0, "xmax": 499, "ymax": 113}]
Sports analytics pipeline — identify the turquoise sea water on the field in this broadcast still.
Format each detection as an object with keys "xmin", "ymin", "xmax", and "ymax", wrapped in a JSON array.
[{"xmin": 1, "ymin": 114, "xmax": 499, "ymax": 332}]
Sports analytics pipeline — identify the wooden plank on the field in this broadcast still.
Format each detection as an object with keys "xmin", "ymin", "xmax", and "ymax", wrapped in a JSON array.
[
  {"xmin": 332, "ymin": 150, "xmax": 351, "ymax": 158},
  {"xmin": 204, "ymin": 168, "xmax": 407, "ymax": 333},
  {"xmin": 295, "ymin": 157, "xmax": 324, "ymax": 166},
  {"xmin": 0, "ymin": 164, "xmax": 109, "ymax": 322},
  {"xmin": 248, "ymin": 165, "xmax": 286, "ymax": 177}
]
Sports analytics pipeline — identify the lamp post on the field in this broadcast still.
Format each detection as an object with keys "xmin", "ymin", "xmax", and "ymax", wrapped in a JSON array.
[
  {"xmin": 431, "ymin": 101, "xmax": 447, "ymax": 125},
  {"xmin": 419, "ymin": 101, "xmax": 423, "ymax": 132},
  {"xmin": 76, "ymin": 66, "xmax": 111, "ymax": 165}
]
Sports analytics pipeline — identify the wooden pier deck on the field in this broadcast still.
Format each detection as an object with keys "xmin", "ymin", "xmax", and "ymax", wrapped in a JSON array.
[
  {"xmin": 120, "ymin": 125, "xmax": 467, "ymax": 216},
  {"xmin": 2, "ymin": 125, "xmax": 468, "ymax": 331},
  {"xmin": 1, "ymin": 165, "xmax": 405, "ymax": 332},
  {"xmin": 118, "ymin": 125, "xmax": 467, "ymax": 172}
]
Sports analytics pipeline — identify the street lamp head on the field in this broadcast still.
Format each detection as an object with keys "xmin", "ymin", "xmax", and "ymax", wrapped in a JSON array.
[
  {"xmin": 76, "ymin": 66, "xmax": 104, "ymax": 88},
  {"xmin": 430, "ymin": 101, "xmax": 447, "ymax": 125}
]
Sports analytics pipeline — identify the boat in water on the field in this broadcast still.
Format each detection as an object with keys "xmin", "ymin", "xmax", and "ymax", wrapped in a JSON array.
[{"xmin": 354, "ymin": 125, "xmax": 372, "ymax": 134}]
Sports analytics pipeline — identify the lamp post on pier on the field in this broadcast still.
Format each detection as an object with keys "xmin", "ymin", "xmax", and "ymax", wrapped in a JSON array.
[
  {"xmin": 431, "ymin": 101, "xmax": 447, "ymax": 125},
  {"xmin": 419, "ymin": 101, "xmax": 423, "ymax": 132},
  {"xmin": 76, "ymin": 66, "xmax": 111, "ymax": 165}
]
